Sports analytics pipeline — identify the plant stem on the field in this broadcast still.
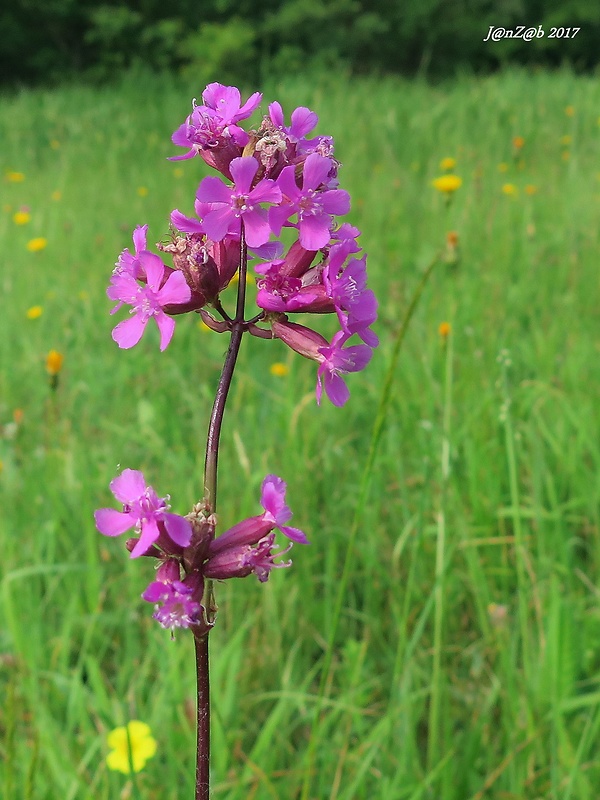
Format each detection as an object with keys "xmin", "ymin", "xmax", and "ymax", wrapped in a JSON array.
[
  {"xmin": 194, "ymin": 633, "xmax": 210, "ymax": 800},
  {"xmin": 195, "ymin": 224, "xmax": 248, "ymax": 800},
  {"xmin": 203, "ymin": 226, "xmax": 248, "ymax": 513}
]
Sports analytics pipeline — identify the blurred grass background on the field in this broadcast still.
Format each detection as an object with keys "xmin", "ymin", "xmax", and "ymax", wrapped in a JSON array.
[{"xmin": 1, "ymin": 67, "xmax": 600, "ymax": 798}]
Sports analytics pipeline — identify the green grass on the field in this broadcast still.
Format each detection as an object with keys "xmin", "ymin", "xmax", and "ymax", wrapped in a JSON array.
[{"xmin": 1, "ymin": 66, "xmax": 600, "ymax": 799}]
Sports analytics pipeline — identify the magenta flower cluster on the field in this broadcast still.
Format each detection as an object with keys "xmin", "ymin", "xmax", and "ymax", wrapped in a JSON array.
[
  {"xmin": 108, "ymin": 82, "xmax": 378, "ymax": 407},
  {"xmin": 95, "ymin": 470, "xmax": 306, "ymax": 631}
]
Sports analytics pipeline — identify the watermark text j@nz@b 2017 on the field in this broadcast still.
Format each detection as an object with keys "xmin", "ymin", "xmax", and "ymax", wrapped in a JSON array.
[{"xmin": 483, "ymin": 25, "xmax": 580, "ymax": 42}]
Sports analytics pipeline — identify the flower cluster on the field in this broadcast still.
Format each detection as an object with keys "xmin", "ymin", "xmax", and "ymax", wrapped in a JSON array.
[
  {"xmin": 95, "ymin": 469, "xmax": 306, "ymax": 631},
  {"xmin": 107, "ymin": 82, "xmax": 377, "ymax": 406}
]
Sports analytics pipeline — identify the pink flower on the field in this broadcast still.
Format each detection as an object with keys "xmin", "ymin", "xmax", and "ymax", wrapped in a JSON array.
[
  {"xmin": 204, "ymin": 532, "xmax": 292, "ymax": 583},
  {"xmin": 323, "ymin": 251, "xmax": 379, "ymax": 347},
  {"xmin": 209, "ymin": 474, "xmax": 308, "ymax": 556},
  {"xmin": 268, "ymin": 101, "xmax": 319, "ymax": 143},
  {"xmin": 316, "ymin": 331, "xmax": 373, "ymax": 407},
  {"xmin": 197, "ymin": 157, "xmax": 282, "ymax": 248},
  {"xmin": 272, "ymin": 321, "xmax": 373, "ymax": 407},
  {"xmin": 108, "ymin": 251, "xmax": 191, "ymax": 350},
  {"xmin": 142, "ymin": 561, "xmax": 203, "ymax": 629},
  {"xmin": 171, "ymin": 83, "xmax": 262, "ymax": 159},
  {"xmin": 269, "ymin": 154, "xmax": 350, "ymax": 250},
  {"xmin": 94, "ymin": 469, "xmax": 192, "ymax": 558}
]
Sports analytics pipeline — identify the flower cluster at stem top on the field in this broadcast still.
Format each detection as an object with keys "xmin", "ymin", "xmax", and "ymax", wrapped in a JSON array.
[
  {"xmin": 107, "ymin": 82, "xmax": 378, "ymax": 407},
  {"xmin": 95, "ymin": 469, "xmax": 307, "ymax": 631}
]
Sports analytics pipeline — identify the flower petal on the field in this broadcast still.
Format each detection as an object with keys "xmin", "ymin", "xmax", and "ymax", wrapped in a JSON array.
[
  {"xmin": 112, "ymin": 316, "xmax": 147, "ymax": 349},
  {"xmin": 163, "ymin": 513, "xmax": 193, "ymax": 547},
  {"xmin": 95, "ymin": 508, "xmax": 135, "ymax": 537}
]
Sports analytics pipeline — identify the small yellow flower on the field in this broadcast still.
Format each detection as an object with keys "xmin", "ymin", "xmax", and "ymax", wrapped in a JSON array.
[
  {"xmin": 431, "ymin": 175, "xmax": 462, "ymax": 194},
  {"xmin": 565, "ymin": 105, "xmax": 575, "ymax": 117},
  {"xmin": 137, "ymin": 186, "xmax": 149, "ymax": 197},
  {"xmin": 27, "ymin": 237, "xmax": 47, "ymax": 252},
  {"xmin": 106, "ymin": 721, "xmax": 157, "ymax": 775},
  {"xmin": 560, "ymin": 135, "xmax": 572, "ymax": 146},
  {"xmin": 524, "ymin": 184, "xmax": 537, "ymax": 196},
  {"xmin": 46, "ymin": 350, "xmax": 64, "ymax": 376},
  {"xmin": 439, "ymin": 157, "xmax": 456, "ymax": 171},
  {"xmin": 5, "ymin": 171, "xmax": 25, "ymax": 183},
  {"xmin": 26, "ymin": 305, "xmax": 43, "ymax": 319},
  {"xmin": 173, "ymin": 167, "xmax": 184, "ymax": 178},
  {"xmin": 438, "ymin": 321, "xmax": 451, "ymax": 338},
  {"xmin": 501, "ymin": 183, "xmax": 518, "ymax": 197},
  {"xmin": 13, "ymin": 408, "xmax": 24, "ymax": 424},
  {"xmin": 50, "ymin": 139, "xmax": 61, "ymax": 150},
  {"xmin": 446, "ymin": 231, "xmax": 459, "ymax": 248},
  {"xmin": 561, "ymin": 150, "xmax": 570, "ymax": 161},
  {"xmin": 512, "ymin": 136, "xmax": 525, "ymax": 149},
  {"xmin": 270, "ymin": 362, "xmax": 289, "ymax": 377},
  {"xmin": 497, "ymin": 162, "xmax": 509, "ymax": 173},
  {"xmin": 13, "ymin": 211, "xmax": 30, "ymax": 225},
  {"xmin": 51, "ymin": 190, "xmax": 62, "ymax": 201}
]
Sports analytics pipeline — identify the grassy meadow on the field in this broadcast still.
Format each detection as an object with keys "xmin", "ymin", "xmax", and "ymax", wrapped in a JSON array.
[{"xmin": 1, "ymin": 67, "xmax": 600, "ymax": 799}]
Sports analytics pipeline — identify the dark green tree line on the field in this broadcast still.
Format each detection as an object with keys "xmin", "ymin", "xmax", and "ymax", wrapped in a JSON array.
[{"xmin": 2, "ymin": 0, "xmax": 598, "ymax": 87}]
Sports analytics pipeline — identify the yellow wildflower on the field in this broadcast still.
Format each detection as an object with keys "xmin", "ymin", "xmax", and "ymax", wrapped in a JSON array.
[
  {"xmin": 137, "ymin": 186, "xmax": 149, "ymax": 197},
  {"xmin": 5, "ymin": 171, "xmax": 25, "ymax": 182},
  {"xmin": 524, "ymin": 184, "xmax": 537, "ymax": 196},
  {"xmin": 13, "ymin": 211, "xmax": 30, "ymax": 225},
  {"xmin": 270, "ymin": 362, "xmax": 289, "ymax": 377},
  {"xmin": 438, "ymin": 322, "xmax": 451, "ymax": 338},
  {"xmin": 431, "ymin": 175, "xmax": 462, "ymax": 194},
  {"xmin": 512, "ymin": 136, "xmax": 525, "ymax": 149},
  {"xmin": 502, "ymin": 183, "xmax": 518, "ymax": 197},
  {"xmin": 106, "ymin": 721, "xmax": 157, "ymax": 774},
  {"xmin": 46, "ymin": 350, "xmax": 64, "ymax": 376},
  {"xmin": 439, "ymin": 157, "xmax": 456, "ymax": 171},
  {"xmin": 565, "ymin": 105, "xmax": 575, "ymax": 117},
  {"xmin": 26, "ymin": 305, "xmax": 43, "ymax": 319},
  {"xmin": 27, "ymin": 238, "xmax": 47, "ymax": 252},
  {"xmin": 51, "ymin": 190, "xmax": 62, "ymax": 201}
]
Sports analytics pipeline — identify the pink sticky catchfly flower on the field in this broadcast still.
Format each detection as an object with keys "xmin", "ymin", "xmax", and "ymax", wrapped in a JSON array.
[
  {"xmin": 209, "ymin": 473, "xmax": 308, "ymax": 557},
  {"xmin": 171, "ymin": 83, "xmax": 262, "ymax": 159},
  {"xmin": 94, "ymin": 469, "xmax": 192, "ymax": 558},
  {"xmin": 272, "ymin": 321, "xmax": 373, "ymax": 407},
  {"xmin": 108, "ymin": 251, "xmax": 191, "ymax": 351},
  {"xmin": 204, "ymin": 532, "xmax": 292, "ymax": 583},
  {"xmin": 142, "ymin": 561, "xmax": 203, "ymax": 629},
  {"xmin": 196, "ymin": 156, "xmax": 282, "ymax": 248},
  {"xmin": 269, "ymin": 153, "xmax": 350, "ymax": 250}
]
